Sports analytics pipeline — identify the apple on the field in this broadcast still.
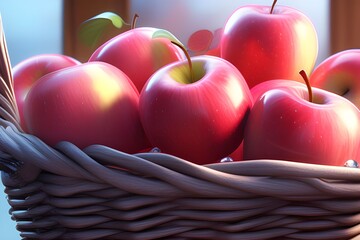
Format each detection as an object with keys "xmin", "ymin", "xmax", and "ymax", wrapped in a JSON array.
[
  {"xmin": 13, "ymin": 54, "xmax": 80, "ymax": 130},
  {"xmin": 139, "ymin": 55, "xmax": 253, "ymax": 165},
  {"xmin": 221, "ymin": 0, "xmax": 318, "ymax": 88},
  {"xmin": 310, "ymin": 49, "xmax": 360, "ymax": 109},
  {"xmin": 251, "ymin": 79, "xmax": 308, "ymax": 102},
  {"xmin": 88, "ymin": 27, "xmax": 185, "ymax": 92},
  {"xmin": 243, "ymin": 72, "xmax": 360, "ymax": 166},
  {"xmin": 23, "ymin": 62, "xmax": 149, "ymax": 153},
  {"xmin": 229, "ymin": 141, "xmax": 244, "ymax": 161}
]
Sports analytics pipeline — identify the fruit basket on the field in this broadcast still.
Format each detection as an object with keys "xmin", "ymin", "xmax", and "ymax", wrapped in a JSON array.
[{"xmin": 1, "ymin": 17, "xmax": 360, "ymax": 240}]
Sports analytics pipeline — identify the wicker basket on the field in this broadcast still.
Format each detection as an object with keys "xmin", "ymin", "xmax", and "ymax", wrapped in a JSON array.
[{"xmin": 1, "ymin": 18, "xmax": 360, "ymax": 240}]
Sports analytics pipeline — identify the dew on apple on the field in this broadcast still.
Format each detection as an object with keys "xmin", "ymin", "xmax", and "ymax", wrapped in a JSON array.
[
  {"xmin": 344, "ymin": 159, "xmax": 359, "ymax": 168},
  {"xmin": 150, "ymin": 147, "xmax": 161, "ymax": 153},
  {"xmin": 220, "ymin": 157, "xmax": 233, "ymax": 163}
]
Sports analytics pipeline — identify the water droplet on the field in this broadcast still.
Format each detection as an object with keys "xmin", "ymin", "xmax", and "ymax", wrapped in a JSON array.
[
  {"xmin": 220, "ymin": 157, "xmax": 233, "ymax": 163},
  {"xmin": 344, "ymin": 159, "xmax": 359, "ymax": 168},
  {"xmin": 150, "ymin": 147, "xmax": 161, "ymax": 153}
]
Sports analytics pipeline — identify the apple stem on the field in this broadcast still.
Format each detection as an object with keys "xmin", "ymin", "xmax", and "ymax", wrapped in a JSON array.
[
  {"xmin": 270, "ymin": 0, "xmax": 277, "ymax": 14},
  {"xmin": 171, "ymin": 41, "xmax": 194, "ymax": 83},
  {"xmin": 299, "ymin": 70, "xmax": 313, "ymax": 103},
  {"xmin": 131, "ymin": 13, "xmax": 139, "ymax": 29}
]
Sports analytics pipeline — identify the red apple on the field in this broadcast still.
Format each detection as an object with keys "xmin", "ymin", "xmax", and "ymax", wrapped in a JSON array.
[
  {"xmin": 243, "ymin": 79, "xmax": 360, "ymax": 166},
  {"xmin": 221, "ymin": 1, "xmax": 318, "ymax": 88},
  {"xmin": 251, "ymin": 79, "xmax": 308, "ymax": 102},
  {"xmin": 229, "ymin": 141, "xmax": 244, "ymax": 161},
  {"xmin": 139, "ymin": 55, "xmax": 253, "ymax": 165},
  {"xmin": 310, "ymin": 49, "xmax": 360, "ymax": 109},
  {"xmin": 23, "ymin": 62, "xmax": 148, "ymax": 153},
  {"xmin": 88, "ymin": 27, "xmax": 185, "ymax": 92},
  {"xmin": 13, "ymin": 54, "xmax": 80, "ymax": 130}
]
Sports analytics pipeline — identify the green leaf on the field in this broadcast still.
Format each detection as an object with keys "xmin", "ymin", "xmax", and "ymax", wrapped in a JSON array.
[
  {"xmin": 78, "ymin": 12, "xmax": 128, "ymax": 48},
  {"xmin": 152, "ymin": 29, "xmax": 184, "ymax": 48}
]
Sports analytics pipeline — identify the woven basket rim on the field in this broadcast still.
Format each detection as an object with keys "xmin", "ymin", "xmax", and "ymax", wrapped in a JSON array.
[{"xmin": 1, "ymin": 14, "xmax": 360, "ymax": 240}]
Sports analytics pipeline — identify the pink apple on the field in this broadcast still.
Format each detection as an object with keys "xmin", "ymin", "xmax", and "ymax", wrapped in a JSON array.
[
  {"xmin": 139, "ymin": 55, "xmax": 253, "ymax": 165},
  {"xmin": 221, "ymin": 1, "xmax": 318, "ymax": 88},
  {"xmin": 88, "ymin": 27, "xmax": 185, "ymax": 92},
  {"xmin": 251, "ymin": 79, "xmax": 308, "ymax": 102},
  {"xmin": 243, "ymin": 82, "xmax": 360, "ymax": 166},
  {"xmin": 310, "ymin": 49, "xmax": 360, "ymax": 109},
  {"xmin": 13, "ymin": 54, "xmax": 80, "ymax": 130},
  {"xmin": 23, "ymin": 62, "xmax": 149, "ymax": 153}
]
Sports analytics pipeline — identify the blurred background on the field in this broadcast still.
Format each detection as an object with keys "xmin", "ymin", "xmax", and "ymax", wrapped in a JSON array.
[
  {"xmin": 0, "ymin": 0, "xmax": 334, "ymax": 66},
  {"xmin": 0, "ymin": 0, "xmax": 357, "ymax": 239}
]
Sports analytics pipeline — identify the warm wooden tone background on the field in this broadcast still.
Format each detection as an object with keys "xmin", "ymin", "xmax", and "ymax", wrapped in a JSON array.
[
  {"xmin": 63, "ymin": 0, "xmax": 129, "ymax": 62},
  {"xmin": 330, "ymin": 0, "xmax": 360, "ymax": 54}
]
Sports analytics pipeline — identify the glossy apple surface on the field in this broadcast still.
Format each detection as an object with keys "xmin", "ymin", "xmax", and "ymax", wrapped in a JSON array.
[
  {"xmin": 23, "ymin": 62, "xmax": 148, "ymax": 153},
  {"xmin": 229, "ymin": 141, "xmax": 244, "ymax": 161},
  {"xmin": 89, "ymin": 27, "xmax": 184, "ymax": 92},
  {"xmin": 221, "ymin": 4, "xmax": 318, "ymax": 88},
  {"xmin": 243, "ymin": 85, "xmax": 360, "ymax": 166},
  {"xmin": 139, "ymin": 56, "xmax": 253, "ymax": 165},
  {"xmin": 251, "ymin": 79, "xmax": 308, "ymax": 102},
  {"xmin": 310, "ymin": 49, "xmax": 360, "ymax": 109},
  {"xmin": 13, "ymin": 54, "xmax": 80, "ymax": 129}
]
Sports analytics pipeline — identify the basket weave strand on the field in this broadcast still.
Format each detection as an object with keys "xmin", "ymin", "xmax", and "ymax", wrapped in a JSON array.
[
  {"xmin": 1, "ymin": 124, "xmax": 360, "ymax": 239},
  {"xmin": 0, "ymin": 15, "xmax": 360, "ymax": 240}
]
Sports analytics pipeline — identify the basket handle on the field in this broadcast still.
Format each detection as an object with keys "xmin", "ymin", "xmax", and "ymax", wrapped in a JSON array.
[
  {"xmin": 0, "ymin": 15, "xmax": 21, "ymax": 130},
  {"xmin": 0, "ymin": 15, "xmax": 37, "ymax": 186}
]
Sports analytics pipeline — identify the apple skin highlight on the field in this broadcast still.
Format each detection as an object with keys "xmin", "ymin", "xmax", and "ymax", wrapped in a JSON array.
[
  {"xmin": 310, "ymin": 49, "xmax": 360, "ymax": 109},
  {"xmin": 139, "ymin": 56, "xmax": 253, "ymax": 164},
  {"xmin": 243, "ymin": 85, "xmax": 360, "ymax": 166},
  {"xmin": 221, "ymin": 4, "xmax": 318, "ymax": 88},
  {"xmin": 89, "ymin": 27, "xmax": 185, "ymax": 93},
  {"xmin": 23, "ymin": 62, "xmax": 149, "ymax": 153}
]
